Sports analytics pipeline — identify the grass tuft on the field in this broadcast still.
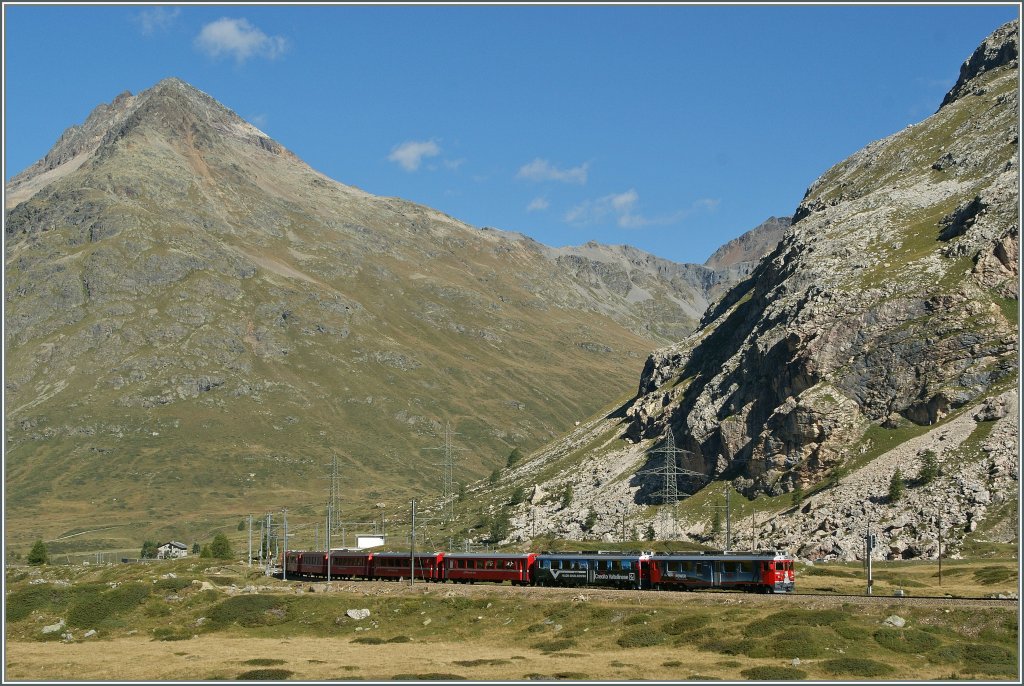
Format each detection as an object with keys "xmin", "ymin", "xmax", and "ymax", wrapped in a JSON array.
[
  {"xmin": 821, "ymin": 658, "xmax": 894, "ymax": 677},
  {"xmin": 740, "ymin": 666, "xmax": 808, "ymax": 680},
  {"xmin": 236, "ymin": 668, "xmax": 294, "ymax": 680}
]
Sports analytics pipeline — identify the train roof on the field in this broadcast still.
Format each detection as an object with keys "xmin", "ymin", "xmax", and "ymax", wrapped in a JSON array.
[
  {"xmin": 443, "ymin": 552, "xmax": 533, "ymax": 559},
  {"xmin": 651, "ymin": 550, "xmax": 791, "ymax": 560},
  {"xmin": 372, "ymin": 551, "xmax": 443, "ymax": 557},
  {"xmin": 536, "ymin": 551, "xmax": 644, "ymax": 559}
]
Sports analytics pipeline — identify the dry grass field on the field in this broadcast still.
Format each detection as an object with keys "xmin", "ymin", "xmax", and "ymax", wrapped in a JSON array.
[{"xmin": 4, "ymin": 557, "xmax": 1018, "ymax": 681}]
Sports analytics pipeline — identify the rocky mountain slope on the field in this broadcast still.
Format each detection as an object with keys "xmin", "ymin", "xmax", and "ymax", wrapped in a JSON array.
[
  {"xmin": 3, "ymin": 78, "xmax": 780, "ymax": 551},
  {"xmin": 483, "ymin": 20, "xmax": 1018, "ymax": 561}
]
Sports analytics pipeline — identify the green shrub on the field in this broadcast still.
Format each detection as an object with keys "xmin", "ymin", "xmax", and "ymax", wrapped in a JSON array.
[
  {"xmin": 209, "ymin": 595, "xmax": 289, "ymax": 628},
  {"xmin": 5, "ymin": 586, "xmax": 71, "ymax": 621},
  {"xmin": 617, "ymin": 627, "xmax": 667, "ymax": 648},
  {"xmin": 351, "ymin": 636, "xmax": 385, "ymax": 644},
  {"xmin": 532, "ymin": 638, "xmax": 575, "ymax": 652},
  {"xmin": 663, "ymin": 614, "xmax": 711, "ymax": 635},
  {"xmin": 143, "ymin": 599, "xmax": 172, "ymax": 617},
  {"xmin": 746, "ymin": 626, "xmax": 828, "ymax": 658},
  {"xmin": 821, "ymin": 658, "xmax": 894, "ymax": 677},
  {"xmin": 386, "ymin": 635, "xmax": 412, "ymax": 643},
  {"xmin": 973, "ymin": 566, "xmax": 1014, "ymax": 585},
  {"xmin": 740, "ymin": 666, "xmax": 808, "ymax": 680},
  {"xmin": 929, "ymin": 644, "xmax": 966, "ymax": 663},
  {"xmin": 833, "ymin": 622, "xmax": 870, "ymax": 640},
  {"xmin": 241, "ymin": 659, "xmax": 285, "ymax": 666},
  {"xmin": 697, "ymin": 637, "xmax": 756, "ymax": 655},
  {"xmin": 873, "ymin": 627, "xmax": 940, "ymax": 654},
  {"xmin": 742, "ymin": 609, "xmax": 845, "ymax": 637},
  {"xmin": 154, "ymin": 577, "xmax": 193, "ymax": 592},
  {"xmin": 67, "ymin": 583, "xmax": 150, "ymax": 628},
  {"xmin": 525, "ymin": 623, "xmax": 546, "ymax": 633},
  {"xmin": 152, "ymin": 626, "xmax": 193, "ymax": 641},
  {"xmin": 662, "ymin": 660, "xmax": 682, "ymax": 667},
  {"xmin": 963, "ymin": 643, "xmax": 1015, "ymax": 668},
  {"xmin": 237, "ymin": 669, "xmax": 294, "ymax": 680}
]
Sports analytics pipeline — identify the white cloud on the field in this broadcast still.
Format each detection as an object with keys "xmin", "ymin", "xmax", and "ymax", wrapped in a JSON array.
[
  {"xmin": 388, "ymin": 140, "xmax": 441, "ymax": 172},
  {"xmin": 526, "ymin": 197, "xmax": 550, "ymax": 212},
  {"xmin": 566, "ymin": 191, "xmax": 718, "ymax": 229},
  {"xmin": 137, "ymin": 7, "xmax": 180, "ymax": 35},
  {"xmin": 194, "ymin": 18, "xmax": 288, "ymax": 63},
  {"xmin": 442, "ymin": 158, "xmax": 465, "ymax": 171},
  {"xmin": 516, "ymin": 158, "xmax": 588, "ymax": 185}
]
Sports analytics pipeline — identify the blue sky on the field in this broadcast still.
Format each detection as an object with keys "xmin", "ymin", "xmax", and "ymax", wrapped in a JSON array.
[{"xmin": 3, "ymin": 3, "xmax": 1019, "ymax": 264}]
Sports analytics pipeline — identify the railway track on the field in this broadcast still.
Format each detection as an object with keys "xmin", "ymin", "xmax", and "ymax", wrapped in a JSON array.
[{"xmin": 287, "ymin": 578, "xmax": 1018, "ymax": 608}]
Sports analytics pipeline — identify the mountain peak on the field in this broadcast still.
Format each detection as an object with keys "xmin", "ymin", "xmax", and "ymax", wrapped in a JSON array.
[{"xmin": 940, "ymin": 19, "xmax": 1018, "ymax": 109}]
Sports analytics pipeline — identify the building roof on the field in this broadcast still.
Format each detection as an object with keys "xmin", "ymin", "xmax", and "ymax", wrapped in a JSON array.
[{"xmin": 160, "ymin": 541, "xmax": 188, "ymax": 549}]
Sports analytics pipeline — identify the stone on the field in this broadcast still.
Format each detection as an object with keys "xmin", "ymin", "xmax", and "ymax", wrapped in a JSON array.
[
  {"xmin": 84, "ymin": 629, "xmax": 97, "ymax": 638},
  {"xmin": 42, "ymin": 620, "xmax": 65, "ymax": 634},
  {"xmin": 346, "ymin": 608, "xmax": 370, "ymax": 621},
  {"xmin": 884, "ymin": 615, "xmax": 906, "ymax": 628}
]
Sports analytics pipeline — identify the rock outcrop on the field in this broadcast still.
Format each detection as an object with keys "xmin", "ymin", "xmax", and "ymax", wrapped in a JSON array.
[{"xmin": 487, "ymin": 20, "xmax": 1018, "ymax": 562}]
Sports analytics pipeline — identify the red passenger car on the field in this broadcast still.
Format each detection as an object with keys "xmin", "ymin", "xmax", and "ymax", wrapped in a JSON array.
[
  {"xmin": 285, "ymin": 550, "xmax": 328, "ymax": 578},
  {"xmin": 329, "ymin": 549, "xmax": 373, "ymax": 579},
  {"xmin": 371, "ymin": 551, "xmax": 444, "ymax": 581},
  {"xmin": 443, "ymin": 553, "xmax": 535, "ymax": 585},
  {"xmin": 647, "ymin": 550, "xmax": 795, "ymax": 593}
]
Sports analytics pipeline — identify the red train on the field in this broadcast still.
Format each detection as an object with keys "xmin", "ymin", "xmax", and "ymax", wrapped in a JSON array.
[{"xmin": 284, "ymin": 549, "xmax": 794, "ymax": 593}]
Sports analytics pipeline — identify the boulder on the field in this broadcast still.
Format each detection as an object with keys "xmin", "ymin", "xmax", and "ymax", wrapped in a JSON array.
[{"xmin": 346, "ymin": 608, "xmax": 370, "ymax": 621}]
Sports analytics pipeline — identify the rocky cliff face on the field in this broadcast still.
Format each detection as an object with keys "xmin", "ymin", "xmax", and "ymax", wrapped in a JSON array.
[
  {"xmin": 486, "ymin": 21, "xmax": 1018, "ymax": 562},
  {"xmin": 3, "ymin": 78, "xmax": 778, "ymax": 549},
  {"xmin": 625, "ymin": 20, "xmax": 1018, "ymax": 496}
]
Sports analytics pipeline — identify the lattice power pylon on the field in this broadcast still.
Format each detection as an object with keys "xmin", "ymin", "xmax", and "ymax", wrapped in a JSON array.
[
  {"xmin": 425, "ymin": 421, "xmax": 467, "ymax": 524},
  {"xmin": 649, "ymin": 430, "xmax": 705, "ymax": 503},
  {"xmin": 647, "ymin": 430, "xmax": 707, "ymax": 538}
]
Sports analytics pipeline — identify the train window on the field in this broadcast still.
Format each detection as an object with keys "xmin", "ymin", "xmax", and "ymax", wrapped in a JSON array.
[
  {"xmin": 740, "ymin": 561, "xmax": 752, "ymax": 574},
  {"xmin": 540, "ymin": 560, "xmax": 550, "ymax": 569},
  {"xmin": 622, "ymin": 560, "xmax": 631, "ymax": 570},
  {"xmin": 505, "ymin": 560, "xmax": 516, "ymax": 569}
]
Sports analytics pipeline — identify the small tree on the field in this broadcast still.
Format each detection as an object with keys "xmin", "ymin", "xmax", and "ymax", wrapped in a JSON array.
[
  {"xmin": 509, "ymin": 486, "xmax": 526, "ymax": 506},
  {"xmin": 490, "ymin": 511, "xmax": 510, "ymax": 543},
  {"xmin": 27, "ymin": 539, "xmax": 48, "ymax": 566},
  {"xmin": 489, "ymin": 467, "xmax": 501, "ymax": 485},
  {"xmin": 200, "ymin": 544, "xmax": 212, "ymax": 559},
  {"xmin": 192, "ymin": 542, "xmax": 201, "ymax": 555},
  {"xmin": 140, "ymin": 540, "xmax": 159, "ymax": 559},
  {"xmin": 888, "ymin": 468, "xmax": 905, "ymax": 503},
  {"xmin": 506, "ymin": 448, "xmax": 522, "ymax": 469},
  {"xmin": 584, "ymin": 508, "xmax": 598, "ymax": 532},
  {"xmin": 711, "ymin": 510, "xmax": 722, "ymax": 535},
  {"xmin": 560, "ymin": 485, "xmax": 573, "ymax": 510},
  {"xmin": 456, "ymin": 482, "xmax": 467, "ymax": 503},
  {"xmin": 918, "ymin": 450, "xmax": 940, "ymax": 485},
  {"xmin": 645, "ymin": 523, "xmax": 656, "ymax": 542},
  {"xmin": 210, "ymin": 533, "xmax": 233, "ymax": 560},
  {"xmin": 790, "ymin": 485, "xmax": 804, "ymax": 507},
  {"xmin": 237, "ymin": 519, "xmax": 246, "ymax": 531}
]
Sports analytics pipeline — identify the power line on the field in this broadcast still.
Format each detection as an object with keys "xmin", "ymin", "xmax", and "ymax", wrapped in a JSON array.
[{"xmin": 647, "ymin": 429, "xmax": 706, "ymax": 538}]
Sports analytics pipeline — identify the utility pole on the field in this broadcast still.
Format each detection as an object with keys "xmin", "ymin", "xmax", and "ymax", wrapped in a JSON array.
[
  {"xmin": 938, "ymin": 507, "xmax": 943, "ymax": 587},
  {"xmin": 865, "ymin": 516, "xmax": 875, "ymax": 596},
  {"xmin": 248, "ymin": 514, "xmax": 253, "ymax": 567},
  {"xmin": 410, "ymin": 499, "xmax": 417, "ymax": 586},
  {"xmin": 326, "ymin": 501, "xmax": 332, "ymax": 583},
  {"xmin": 282, "ymin": 509, "xmax": 288, "ymax": 581},
  {"xmin": 726, "ymin": 487, "xmax": 731, "ymax": 551}
]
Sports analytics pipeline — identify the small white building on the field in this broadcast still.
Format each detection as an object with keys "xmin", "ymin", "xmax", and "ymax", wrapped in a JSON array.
[{"xmin": 157, "ymin": 541, "xmax": 188, "ymax": 559}]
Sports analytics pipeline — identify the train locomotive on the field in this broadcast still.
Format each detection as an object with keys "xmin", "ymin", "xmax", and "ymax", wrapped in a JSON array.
[{"xmin": 284, "ymin": 548, "xmax": 794, "ymax": 593}]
